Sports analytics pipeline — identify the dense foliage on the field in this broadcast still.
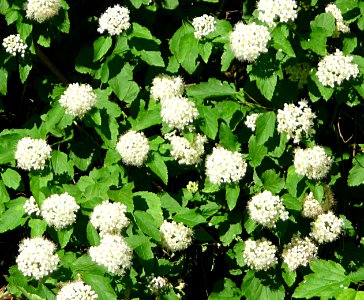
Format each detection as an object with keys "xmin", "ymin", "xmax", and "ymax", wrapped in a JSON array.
[{"xmin": 1, "ymin": 0, "xmax": 364, "ymax": 299}]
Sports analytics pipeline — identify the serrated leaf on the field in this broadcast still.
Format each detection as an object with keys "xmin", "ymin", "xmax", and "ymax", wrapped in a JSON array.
[
  {"xmin": 51, "ymin": 150, "xmax": 74, "ymax": 178},
  {"xmin": 86, "ymin": 222, "xmax": 100, "ymax": 246},
  {"xmin": 261, "ymin": 169, "xmax": 285, "ymax": 193},
  {"xmin": 19, "ymin": 63, "xmax": 32, "ymax": 83},
  {"xmin": 134, "ymin": 210, "xmax": 161, "ymax": 241},
  {"xmin": 337, "ymin": 288, "xmax": 364, "ymax": 300},
  {"xmin": 285, "ymin": 166, "xmax": 304, "ymax": 197},
  {"xmin": 146, "ymin": 152, "xmax": 168, "ymax": 185},
  {"xmin": 282, "ymin": 263, "xmax": 297, "ymax": 287},
  {"xmin": 248, "ymin": 136, "xmax": 268, "ymax": 168},
  {"xmin": 198, "ymin": 42, "xmax": 212, "ymax": 63},
  {"xmin": 197, "ymin": 105, "xmax": 219, "ymax": 139},
  {"xmin": 109, "ymin": 64, "xmax": 140, "ymax": 103},
  {"xmin": 57, "ymin": 227, "xmax": 74, "ymax": 248},
  {"xmin": 0, "ymin": 67, "xmax": 8, "ymax": 95},
  {"xmin": 225, "ymin": 184, "xmax": 240, "ymax": 211},
  {"xmin": 134, "ymin": 192, "xmax": 163, "ymax": 225},
  {"xmin": 271, "ymin": 25, "xmax": 295, "ymax": 57},
  {"xmin": 348, "ymin": 154, "xmax": 364, "ymax": 186},
  {"xmin": 187, "ymin": 78, "xmax": 236, "ymax": 99},
  {"xmin": 82, "ymin": 273, "xmax": 117, "ymax": 300},
  {"xmin": 255, "ymin": 112, "xmax": 276, "ymax": 145},
  {"xmin": 93, "ymin": 36, "xmax": 113, "ymax": 62},
  {"xmin": 28, "ymin": 219, "xmax": 47, "ymax": 237},
  {"xmin": 140, "ymin": 50, "xmax": 165, "ymax": 66},
  {"xmin": 174, "ymin": 209, "xmax": 206, "ymax": 227},
  {"xmin": 219, "ymin": 122, "xmax": 239, "ymax": 151},
  {"xmin": 209, "ymin": 278, "xmax": 242, "ymax": 299},
  {"xmin": 1, "ymin": 168, "xmax": 21, "ymax": 190},
  {"xmin": 0, "ymin": 197, "xmax": 27, "ymax": 233}
]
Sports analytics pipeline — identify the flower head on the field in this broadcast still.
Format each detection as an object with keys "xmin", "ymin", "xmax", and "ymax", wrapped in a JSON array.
[
  {"xmin": 148, "ymin": 276, "xmax": 170, "ymax": 295},
  {"xmin": 310, "ymin": 211, "xmax": 344, "ymax": 243},
  {"xmin": 160, "ymin": 220, "xmax": 193, "ymax": 252},
  {"xmin": 150, "ymin": 74, "xmax": 184, "ymax": 102},
  {"xmin": 257, "ymin": 0, "xmax": 298, "ymax": 26},
  {"xmin": 23, "ymin": 196, "xmax": 41, "ymax": 216},
  {"xmin": 192, "ymin": 14, "xmax": 216, "ymax": 39},
  {"xmin": 243, "ymin": 238, "xmax": 278, "ymax": 271},
  {"xmin": 2, "ymin": 34, "xmax": 27, "ymax": 57},
  {"xmin": 25, "ymin": 0, "xmax": 61, "ymax": 22},
  {"xmin": 245, "ymin": 113, "xmax": 259, "ymax": 131},
  {"xmin": 98, "ymin": 5, "xmax": 130, "ymax": 36},
  {"xmin": 186, "ymin": 181, "xmax": 199, "ymax": 193},
  {"xmin": 302, "ymin": 192, "xmax": 324, "ymax": 218},
  {"xmin": 325, "ymin": 4, "xmax": 350, "ymax": 33},
  {"xmin": 57, "ymin": 281, "xmax": 98, "ymax": 300}
]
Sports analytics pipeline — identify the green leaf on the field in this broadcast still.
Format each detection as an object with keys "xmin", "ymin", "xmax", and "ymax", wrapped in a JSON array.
[
  {"xmin": 311, "ymin": 13, "xmax": 336, "ymax": 36},
  {"xmin": 337, "ymin": 288, "xmax": 364, "ymax": 300},
  {"xmin": 197, "ymin": 105, "xmax": 219, "ymax": 139},
  {"xmin": 248, "ymin": 136, "xmax": 268, "ymax": 168},
  {"xmin": 0, "ymin": 197, "xmax": 27, "ymax": 233},
  {"xmin": 282, "ymin": 263, "xmax": 297, "ymax": 287},
  {"xmin": 198, "ymin": 42, "xmax": 213, "ymax": 63},
  {"xmin": 348, "ymin": 154, "xmax": 364, "ymax": 186},
  {"xmin": 82, "ymin": 273, "xmax": 117, "ymax": 300},
  {"xmin": 0, "ymin": 67, "xmax": 8, "ymax": 95},
  {"xmin": 271, "ymin": 25, "xmax": 295, "ymax": 57},
  {"xmin": 51, "ymin": 150, "xmax": 74, "ymax": 179},
  {"xmin": 86, "ymin": 223, "xmax": 100, "ymax": 246},
  {"xmin": 0, "ymin": 133, "xmax": 21, "ymax": 164},
  {"xmin": 261, "ymin": 169, "xmax": 285, "ymax": 194},
  {"xmin": 109, "ymin": 64, "xmax": 140, "ymax": 103},
  {"xmin": 129, "ymin": 101, "xmax": 162, "ymax": 130},
  {"xmin": 293, "ymin": 260, "xmax": 350, "ymax": 299},
  {"xmin": 309, "ymin": 71, "xmax": 334, "ymax": 101},
  {"xmin": 174, "ymin": 209, "xmax": 206, "ymax": 227},
  {"xmin": 256, "ymin": 75, "xmax": 277, "ymax": 100},
  {"xmin": 57, "ymin": 227, "xmax": 74, "ymax": 248},
  {"xmin": 0, "ymin": 180, "xmax": 10, "ymax": 203},
  {"xmin": 187, "ymin": 78, "xmax": 236, "ymax": 100},
  {"xmin": 19, "ymin": 63, "xmax": 32, "ymax": 83},
  {"xmin": 219, "ymin": 122, "xmax": 239, "ymax": 151},
  {"xmin": 221, "ymin": 44, "xmax": 235, "ymax": 71},
  {"xmin": 1, "ymin": 168, "xmax": 22, "ymax": 190},
  {"xmin": 28, "ymin": 219, "xmax": 47, "ymax": 237},
  {"xmin": 93, "ymin": 36, "xmax": 113, "ymax": 61},
  {"xmin": 134, "ymin": 191, "xmax": 163, "ymax": 225},
  {"xmin": 134, "ymin": 210, "xmax": 161, "ymax": 241},
  {"xmin": 162, "ymin": 0, "xmax": 179, "ymax": 9},
  {"xmin": 146, "ymin": 152, "xmax": 168, "ymax": 185},
  {"xmin": 209, "ymin": 278, "xmax": 242, "ymax": 299},
  {"xmin": 140, "ymin": 50, "xmax": 165, "ymax": 67},
  {"xmin": 226, "ymin": 184, "xmax": 240, "ymax": 211},
  {"xmin": 285, "ymin": 166, "xmax": 304, "ymax": 197},
  {"xmin": 255, "ymin": 112, "xmax": 276, "ymax": 145}
]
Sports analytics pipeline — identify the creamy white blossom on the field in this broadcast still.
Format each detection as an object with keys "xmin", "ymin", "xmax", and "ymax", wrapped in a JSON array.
[
  {"xmin": 59, "ymin": 83, "xmax": 97, "ymax": 118},
  {"xmin": 150, "ymin": 74, "xmax": 184, "ymax": 102},
  {"xmin": 310, "ymin": 211, "xmax": 344, "ymax": 243},
  {"xmin": 245, "ymin": 113, "xmax": 259, "ymax": 131},
  {"xmin": 325, "ymin": 4, "xmax": 350, "ymax": 33},
  {"xmin": 15, "ymin": 137, "xmax": 52, "ymax": 171},
  {"xmin": 57, "ymin": 281, "xmax": 98, "ymax": 300},
  {"xmin": 148, "ymin": 276, "xmax": 170, "ymax": 295},
  {"xmin": 25, "ymin": 0, "xmax": 61, "ymax": 22},
  {"xmin": 160, "ymin": 220, "xmax": 193, "ymax": 252},
  {"xmin": 90, "ymin": 200, "xmax": 129, "ymax": 236},
  {"xmin": 257, "ymin": 0, "xmax": 298, "ymax": 26},
  {"xmin": 2, "ymin": 34, "xmax": 27, "ymax": 57},
  {"xmin": 40, "ymin": 193, "xmax": 80, "ymax": 230},
  {"xmin": 116, "ymin": 130, "xmax": 150, "ymax": 167},
  {"xmin": 186, "ymin": 181, "xmax": 199, "ymax": 193},
  {"xmin": 302, "ymin": 192, "xmax": 323, "ymax": 218},
  {"xmin": 230, "ymin": 22, "xmax": 271, "ymax": 62},
  {"xmin": 243, "ymin": 238, "xmax": 278, "ymax": 271},
  {"xmin": 89, "ymin": 234, "xmax": 133, "ymax": 275},
  {"xmin": 282, "ymin": 236, "xmax": 318, "ymax": 271},
  {"xmin": 16, "ymin": 237, "xmax": 59, "ymax": 280},
  {"xmin": 316, "ymin": 49, "xmax": 359, "ymax": 88},
  {"xmin": 160, "ymin": 96, "xmax": 199, "ymax": 130},
  {"xmin": 277, "ymin": 100, "xmax": 316, "ymax": 143},
  {"xmin": 205, "ymin": 146, "xmax": 247, "ymax": 185},
  {"xmin": 23, "ymin": 196, "xmax": 41, "ymax": 216},
  {"xmin": 294, "ymin": 146, "xmax": 332, "ymax": 180},
  {"xmin": 164, "ymin": 132, "xmax": 207, "ymax": 165},
  {"xmin": 247, "ymin": 190, "xmax": 289, "ymax": 228},
  {"xmin": 192, "ymin": 14, "xmax": 216, "ymax": 39},
  {"xmin": 285, "ymin": 63, "xmax": 311, "ymax": 89},
  {"xmin": 97, "ymin": 5, "xmax": 130, "ymax": 36}
]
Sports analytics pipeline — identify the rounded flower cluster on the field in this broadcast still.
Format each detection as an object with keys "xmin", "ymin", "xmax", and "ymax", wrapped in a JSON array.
[
  {"xmin": 116, "ymin": 130, "xmax": 150, "ymax": 167},
  {"xmin": 186, "ymin": 181, "xmax": 199, "ymax": 193},
  {"xmin": 302, "ymin": 192, "xmax": 323, "ymax": 218},
  {"xmin": 2, "ymin": 34, "xmax": 27, "ymax": 57},
  {"xmin": 148, "ymin": 276, "xmax": 170, "ymax": 295},
  {"xmin": 57, "ymin": 281, "xmax": 98, "ymax": 300},
  {"xmin": 310, "ymin": 211, "xmax": 344, "ymax": 244},
  {"xmin": 16, "ymin": 237, "xmax": 59, "ymax": 280},
  {"xmin": 90, "ymin": 200, "xmax": 129, "ymax": 236},
  {"xmin": 164, "ymin": 132, "xmax": 207, "ymax": 165},
  {"xmin": 245, "ymin": 113, "xmax": 259, "ymax": 131},
  {"xmin": 247, "ymin": 190, "xmax": 289, "ymax": 228},
  {"xmin": 243, "ymin": 238, "xmax": 278, "ymax": 271},
  {"xmin": 59, "ymin": 83, "xmax": 97, "ymax": 118},
  {"xmin": 257, "ymin": 0, "xmax": 298, "ymax": 26},
  {"xmin": 230, "ymin": 22, "xmax": 271, "ymax": 62},
  {"xmin": 160, "ymin": 96, "xmax": 199, "ymax": 130},
  {"xmin": 97, "ymin": 5, "xmax": 130, "ymax": 36},
  {"xmin": 316, "ymin": 49, "xmax": 359, "ymax": 87},
  {"xmin": 205, "ymin": 146, "xmax": 247, "ymax": 185},
  {"xmin": 25, "ymin": 0, "xmax": 61, "ymax": 23},
  {"xmin": 15, "ymin": 137, "xmax": 52, "ymax": 171},
  {"xmin": 150, "ymin": 74, "xmax": 184, "ymax": 102},
  {"xmin": 192, "ymin": 14, "xmax": 216, "ymax": 39},
  {"xmin": 325, "ymin": 4, "xmax": 350, "ymax": 33},
  {"xmin": 89, "ymin": 234, "xmax": 133, "ymax": 275},
  {"xmin": 294, "ymin": 146, "xmax": 332, "ymax": 180},
  {"xmin": 160, "ymin": 220, "xmax": 193, "ymax": 252},
  {"xmin": 277, "ymin": 100, "xmax": 316, "ymax": 143},
  {"xmin": 285, "ymin": 63, "xmax": 311, "ymax": 89},
  {"xmin": 40, "ymin": 193, "xmax": 80, "ymax": 230},
  {"xmin": 23, "ymin": 196, "xmax": 41, "ymax": 216},
  {"xmin": 282, "ymin": 236, "xmax": 318, "ymax": 271}
]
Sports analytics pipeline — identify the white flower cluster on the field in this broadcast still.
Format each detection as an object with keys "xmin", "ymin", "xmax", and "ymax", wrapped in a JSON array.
[
  {"xmin": 164, "ymin": 132, "xmax": 207, "ymax": 165},
  {"xmin": 257, "ymin": 0, "xmax": 298, "ymax": 26},
  {"xmin": 302, "ymin": 192, "xmax": 323, "ymax": 218},
  {"xmin": 277, "ymin": 100, "xmax": 316, "ymax": 143},
  {"xmin": 57, "ymin": 281, "xmax": 98, "ymax": 300},
  {"xmin": 243, "ymin": 238, "xmax": 278, "ymax": 271},
  {"xmin": 97, "ymin": 5, "xmax": 130, "ymax": 36},
  {"xmin": 294, "ymin": 146, "xmax": 332, "ymax": 180},
  {"xmin": 186, "ymin": 181, "xmax": 199, "ymax": 193},
  {"xmin": 150, "ymin": 74, "xmax": 184, "ymax": 102},
  {"xmin": 59, "ymin": 83, "xmax": 97, "ymax": 118},
  {"xmin": 2, "ymin": 34, "xmax": 27, "ymax": 57},
  {"xmin": 325, "ymin": 4, "xmax": 350, "ymax": 33},
  {"xmin": 160, "ymin": 220, "xmax": 193, "ymax": 252},
  {"xmin": 16, "ymin": 237, "xmax": 59, "ymax": 280},
  {"xmin": 15, "ymin": 137, "xmax": 52, "ymax": 171},
  {"xmin": 23, "ymin": 196, "xmax": 41, "ymax": 216},
  {"xmin": 25, "ymin": 0, "xmax": 61, "ymax": 23},
  {"xmin": 230, "ymin": 22, "xmax": 270, "ymax": 62},
  {"xmin": 90, "ymin": 200, "xmax": 129, "ymax": 236},
  {"xmin": 40, "ymin": 193, "xmax": 80, "ymax": 230},
  {"xmin": 282, "ymin": 236, "xmax": 318, "ymax": 271},
  {"xmin": 316, "ymin": 49, "xmax": 359, "ymax": 88},
  {"xmin": 89, "ymin": 234, "xmax": 133, "ymax": 275},
  {"xmin": 205, "ymin": 146, "xmax": 247, "ymax": 185},
  {"xmin": 148, "ymin": 276, "xmax": 170, "ymax": 295},
  {"xmin": 285, "ymin": 63, "xmax": 311, "ymax": 89},
  {"xmin": 245, "ymin": 113, "xmax": 259, "ymax": 131},
  {"xmin": 192, "ymin": 14, "xmax": 216, "ymax": 39},
  {"xmin": 116, "ymin": 130, "xmax": 150, "ymax": 167},
  {"xmin": 310, "ymin": 211, "xmax": 344, "ymax": 243},
  {"xmin": 247, "ymin": 190, "xmax": 289, "ymax": 228}
]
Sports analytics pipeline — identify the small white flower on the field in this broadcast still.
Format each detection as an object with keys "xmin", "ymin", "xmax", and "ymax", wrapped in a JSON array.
[
  {"xmin": 245, "ymin": 113, "xmax": 259, "ymax": 131},
  {"xmin": 160, "ymin": 220, "xmax": 193, "ymax": 252},
  {"xmin": 57, "ymin": 281, "xmax": 98, "ymax": 300},
  {"xmin": 325, "ymin": 4, "xmax": 350, "ymax": 33},
  {"xmin": 116, "ymin": 130, "xmax": 150, "ymax": 167},
  {"xmin": 302, "ymin": 192, "xmax": 323, "ymax": 218},
  {"xmin": 294, "ymin": 146, "xmax": 332, "ymax": 180},
  {"xmin": 257, "ymin": 0, "xmax": 298, "ymax": 26},
  {"xmin": 243, "ymin": 238, "xmax": 278, "ymax": 271},
  {"xmin": 40, "ymin": 193, "xmax": 80, "ymax": 230},
  {"xmin": 15, "ymin": 137, "xmax": 52, "ymax": 171},
  {"xmin": 310, "ymin": 211, "xmax": 344, "ymax": 243},
  {"xmin": 186, "ymin": 181, "xmax": 199, "ymax": 193},
  {"xmin": 148, "ymin": 276, "xmax": 170, "ymax": 295},
  {"xmin": 230, "ymin": 22, "xmax": 271, "ymax": 62},
  {"xmin": 192, "ymin": 14, "xmax": 216, "ymax": 39},
  {"xmin": 25, "ymin": 0, "xmax": 61, "ymax": 23},
  {"xmin": 23, "ymin": 196, "xmax": 41, "ymax": 216},
  {"xmin": 16, "ymin": 237, "xmax": 59, "ymax": 280},
  {"xmin": 150, "ymin": 74, "xmax": 185, "ymax": 102},
  {"xmin": 247, "ymin": 190, "xmax": 289, "ymax": 228},
  {"xmin": 98, "ymin": 5, "xmax": 130, "ymax": 36},
  {"xmin": 59, "ymin": 83, "xmax": 97, "ymax": 118},
  {"xmin": 89, "ymin": 234, "xmax": 133, "ymax": 275},
  {"xmin": 2, "ymin": 34, "xmax": 27, "ymax": 57}
]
